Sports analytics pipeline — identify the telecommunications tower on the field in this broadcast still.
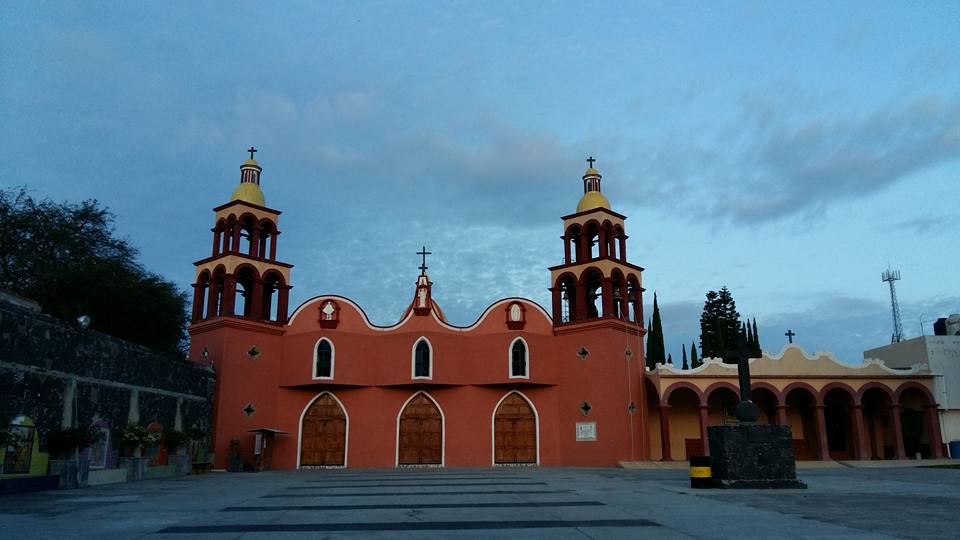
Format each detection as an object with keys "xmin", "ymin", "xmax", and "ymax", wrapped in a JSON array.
[{"xmin": 882, "ymin": 267, "xmax": 904, "ymax": 343}]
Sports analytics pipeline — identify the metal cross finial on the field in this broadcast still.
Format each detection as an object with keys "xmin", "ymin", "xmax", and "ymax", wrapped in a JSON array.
[
  {"xmin": 785, "ymin": 329, "xmax": 796, "ymax": 344},
  {"xmin": 417, "ymin": 246, "xmax": 431, "ymax": 275},
  {"xmin": 586, "ymin": 156, "xmax": 596, "ymax": 168},
  {"xmin": 247, "ymin": 146, "xmax": 258, "ymax": 160}
]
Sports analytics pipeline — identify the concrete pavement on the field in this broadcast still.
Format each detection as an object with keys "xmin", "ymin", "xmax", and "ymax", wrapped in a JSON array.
[{"xmin": 1, "ymin": 466, "xmax": 958, "ymax": 539}]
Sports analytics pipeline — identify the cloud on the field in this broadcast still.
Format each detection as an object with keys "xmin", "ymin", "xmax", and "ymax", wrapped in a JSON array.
[
  {"xmin": 719, "ymin": 95, "xmax": 960, "ymax": 223},
  {"xmin": 617, "ymin": 93, "xmax": 960, "ymax": 226},
  {"xmin": 891, "ymin": 215, "xmax": 948, "ymax": 234}
]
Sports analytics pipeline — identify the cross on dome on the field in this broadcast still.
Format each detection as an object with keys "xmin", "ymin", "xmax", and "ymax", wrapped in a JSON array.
[
  {"xmin": 247, "ymin": 146, "xmax": 258, "ymax": 160},
  {"xmin": 586, "ymin": 156, "xmax": 596, "ymax": 168}
]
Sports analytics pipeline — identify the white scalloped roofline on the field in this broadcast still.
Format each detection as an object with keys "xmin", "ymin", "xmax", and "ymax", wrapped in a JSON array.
[
  {"xmin": 652, "ymin": 344, "xmax": 928, "ymax": 376},
  {"xmin": 288, "ymin": 294, "xmax": 553, "ymax": 333}
]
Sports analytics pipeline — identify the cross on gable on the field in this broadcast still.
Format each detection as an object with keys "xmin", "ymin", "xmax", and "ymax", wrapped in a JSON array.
[
  {"xmin": 417, "ymin": 246, "xmax": 432, "ymax": 275},
  {"xmin": 785, "ymin": 329, "xmax": 796, "ymax": 343}
]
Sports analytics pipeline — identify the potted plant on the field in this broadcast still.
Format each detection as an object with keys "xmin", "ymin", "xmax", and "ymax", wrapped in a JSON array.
[
  {"xmin": 46, "ymin": 426, "xmax": 94, "ymax": 489},
  {"xmin": 163, "ymin": 429, "xmax": 187, "ymax": 455},
  {"xmin": 119, "ymin": 423, "xmax": 148, "ymax": 457}
]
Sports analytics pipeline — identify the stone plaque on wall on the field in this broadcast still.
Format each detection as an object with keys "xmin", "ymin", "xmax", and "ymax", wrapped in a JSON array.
[{"xmin": 575, "ymin": 421, "xmax": 597, "ymax": 441}]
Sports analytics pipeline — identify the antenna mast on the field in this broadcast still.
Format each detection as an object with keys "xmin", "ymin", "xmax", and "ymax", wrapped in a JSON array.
[{"xmin": 881, "ymin": 268, "xmax": 904, "ymax": 343}]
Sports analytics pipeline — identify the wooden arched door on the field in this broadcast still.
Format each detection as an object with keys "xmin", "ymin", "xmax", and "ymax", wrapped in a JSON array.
[
  {"xmin": 494, "ymin": 393, "xmax": 537, "ymax": 464},
  {"xmin": 398, "ymin": 393, "xmax": 442, "ymax": 465},
  {"xmin": 300, "ymin": 393, "xmax": 346, "ymax": 467}
]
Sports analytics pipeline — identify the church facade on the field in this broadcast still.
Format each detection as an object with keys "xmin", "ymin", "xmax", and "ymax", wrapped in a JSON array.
[
  {"xmin": 188, "ymin": 154, "xmax": 649, "ymax": 469},
  {"xmin": 187, "ymin": 153, "xmax": 945, "ymax": 469}
]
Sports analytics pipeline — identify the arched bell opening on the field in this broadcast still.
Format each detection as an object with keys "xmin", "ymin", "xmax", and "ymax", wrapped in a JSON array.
[
  {"xmin": 626, "ymin": 275, "xmax": 642, "ymax": 323},
  {"xmin": 258, "ymin": 219, "xmax": 278, "ymax": 260},
  {"xmin": 206, "ymin": 266, "xmax": 227, "ymax": 318},
  {"xmin": 237, "ymin": 214, "xmax": 260, "ymax": 257},
  {"xmin": 233, "ymin": 265, "xmax": 260, "ymax": 317},
  {"xmin": 212, "ymin": 219, "xmax": 226, "ymax": 256},
  {"xmin": 610, "ymin": 270, "xmax": 627, "ymax": 319},
  {"xmin": 261, "ymin": 271, "xmax": 288, "ymax": 323},
  {"xmin": 565, "ymin": 224, "xmax": 582, "ymax": 265},
  {"xmin": 192, "ymin": 270, "xmax": 211, "ymax": 322},
  {"xmin": 602, "ymin": 221, "xmax": 616, "ymax": 259},
  {"xmin": 584, "ymin": 221, "xmax": 601, "ymax": 260},
  {"xmin": 580, "ymin": 269, "xmax": 603, "ymax": 319},
  {"xmin": 555, "ymin": 274, "xmax": 577, "ymax": 323},
  {"xmin": 613, "ymin": 224, "xmax": 626, "ymax": 261}
]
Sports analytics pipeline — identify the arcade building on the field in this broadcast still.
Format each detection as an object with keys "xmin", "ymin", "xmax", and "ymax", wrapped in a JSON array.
[{"xmin": 187, "ymin": 153, "xmax": 945, "ymax": 469}]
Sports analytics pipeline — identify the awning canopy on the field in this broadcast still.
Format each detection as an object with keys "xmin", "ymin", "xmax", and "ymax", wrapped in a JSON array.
[{"xmin": 247, "ymin": 427, "xmax": 289, "ymax": 434}]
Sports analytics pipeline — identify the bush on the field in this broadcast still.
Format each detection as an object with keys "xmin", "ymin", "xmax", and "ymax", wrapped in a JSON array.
[
  {"xmin": 46, "ymin": 427, "xmax": 94, "ymax": 458},
  {"xmin": 163, "ymin": 429, "xmax": 187, "ymax": 452}
]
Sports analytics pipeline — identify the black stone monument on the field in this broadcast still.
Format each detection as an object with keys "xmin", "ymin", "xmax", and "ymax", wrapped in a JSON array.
[{"xmin": 706, "ymin": 330, "xmax": 806, "ymax": 488}]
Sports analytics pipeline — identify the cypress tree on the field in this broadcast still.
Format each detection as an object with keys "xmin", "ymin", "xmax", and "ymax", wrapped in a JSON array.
[
  {"xmin": 752, "ymin": 318, "xmax": 761, "ymax": 356},
  {"xmin": 646, "ymin": 293, "xmax": 666, "ymax": 369},
  {"xmin": 681, "ymin": 344, "xmax": 688, "ymax": 370},
  {"xmin": 666, "ymin": 353, "xmax": 672, "ymax": 366},
  {"xmin": 690, "ymin": 340, "xmax": 700, "ymax": 368}
]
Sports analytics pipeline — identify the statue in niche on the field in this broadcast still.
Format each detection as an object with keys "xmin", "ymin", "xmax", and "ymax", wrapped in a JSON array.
[
  {"xmin": 417, "ymin": 287, "xmax": 427, "ymax": 308},
  {"xmin": 510, "ymin": 304, "xmax": 522, "ymax": 321},
  {"xmin": 322, "ymin": 301, "xmax": 335, "ymax": 320}
]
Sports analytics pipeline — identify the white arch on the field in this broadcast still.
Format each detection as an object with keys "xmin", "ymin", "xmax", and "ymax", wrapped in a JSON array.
[
  {"xmin": 411, "ymin": 336, "xmax": 433, "ymax": 380},
  {"xmin": 296, "ymin": 391, "xmax": 349, "ymax": 469},
  {"xmin": 312, "ymin": 337, "xmax": 335, "ymax": 380},
  {"xmin": 395, "ymin": 390, "xmax": 445, "ymax": 467},
  {"xmin": 508, "ymin": 337, "xmax": 530, "ymax": 379},
  {"xmin": 490, "ymin": 390, "xmax": 540, "ymax": 466}
]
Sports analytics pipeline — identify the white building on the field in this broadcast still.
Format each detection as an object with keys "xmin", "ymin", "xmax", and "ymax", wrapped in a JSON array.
[{"xmin": 864, "ymin": 335, "xmax": 960, "ymax": 455}]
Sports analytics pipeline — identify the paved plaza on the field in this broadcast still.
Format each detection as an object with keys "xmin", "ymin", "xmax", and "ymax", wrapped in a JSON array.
[{"xmin": 1, "ymin": 465, "xmax": 958, "ymax": 539}]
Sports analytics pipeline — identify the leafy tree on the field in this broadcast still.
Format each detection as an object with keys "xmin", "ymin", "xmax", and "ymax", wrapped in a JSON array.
[
  {"xmin": 0, "ymin": 188, "xmax": 187, "ymax": 353},
  {"xmin": 645, "ymin": 293, "xmax": 666, "ymax": 369},
  {"xmin": 690, "ymin": 340, "xmax": 700, "ymax": 368}
]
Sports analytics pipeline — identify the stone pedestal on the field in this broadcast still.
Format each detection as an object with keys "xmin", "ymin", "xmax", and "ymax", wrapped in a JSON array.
[
  {"xmin": 118, "ymin": 457, "xmax": 147, "ymax": 482},
  {"xmin": 170, "ymin": 454, "xmax": 192, "ymax": 476},
  {"xmin": 707, "ymin": 423, "xmax": 806, "ymax": 489},
  {"xmin": 49, "ymin": 459, "xmax": 90, "ymax": 489}
]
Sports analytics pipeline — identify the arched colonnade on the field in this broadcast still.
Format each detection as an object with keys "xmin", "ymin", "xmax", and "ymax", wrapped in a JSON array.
[{"xmin": 651, "ymin": 380, "xmax": 943, "ymax": 461}]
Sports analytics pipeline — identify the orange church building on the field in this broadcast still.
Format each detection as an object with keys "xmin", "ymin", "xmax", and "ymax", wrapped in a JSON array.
[
  {"xmin": 187, "ymin": 152, "xmax": 944, "ymax": 469},
  {"xmin": 188, "ymin": 153, "xmax": 649, "ymax": 469}
]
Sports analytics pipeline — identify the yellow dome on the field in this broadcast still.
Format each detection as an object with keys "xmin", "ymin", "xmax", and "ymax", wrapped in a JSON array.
[
  {"xmin": 576, "ymin": 191, "xmax": 610, "ymax": 213},
  {"xmin": 584, "ymin": 167, "xmax": 600, "ymax": 176},
  {"xmin": 230, "ymin": 183, "xmax": 266, "ymax": 206},
  {"xmin": 244, "ymin": 158, "xmax": 259, "ymax": 167}
]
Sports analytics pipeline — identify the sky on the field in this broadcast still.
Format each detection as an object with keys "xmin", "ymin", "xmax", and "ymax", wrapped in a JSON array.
[{"xmin": 3, "ymin": 2, "xmax": 959, "ymax": 364}]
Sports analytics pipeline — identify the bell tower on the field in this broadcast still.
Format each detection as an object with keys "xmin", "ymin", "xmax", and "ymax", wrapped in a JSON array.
[
  {"xmin": 549, "ymin": 158, "xmax": 644, "ymax": 328},
  {"xmin": 190, "ymin": 148, "xmax": 294, "ymax": 324}
]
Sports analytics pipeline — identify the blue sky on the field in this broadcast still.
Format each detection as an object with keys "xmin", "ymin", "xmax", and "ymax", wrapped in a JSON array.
[{"xmin": 3, "ymin": 2, "xmax": 959, "ymax": 363}]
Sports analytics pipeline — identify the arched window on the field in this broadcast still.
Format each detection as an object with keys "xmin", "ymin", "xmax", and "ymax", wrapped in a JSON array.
[
  {"xmin": 314, "ymin": 338, "xmax": 334, "ymax": 379},
  {"xmin": 413, "ymin": 339, "xmax": 431, "ymax": 379},
  {"xmin": 510, "ymin": 339, "xmax": 528, "ymax": 378}
]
